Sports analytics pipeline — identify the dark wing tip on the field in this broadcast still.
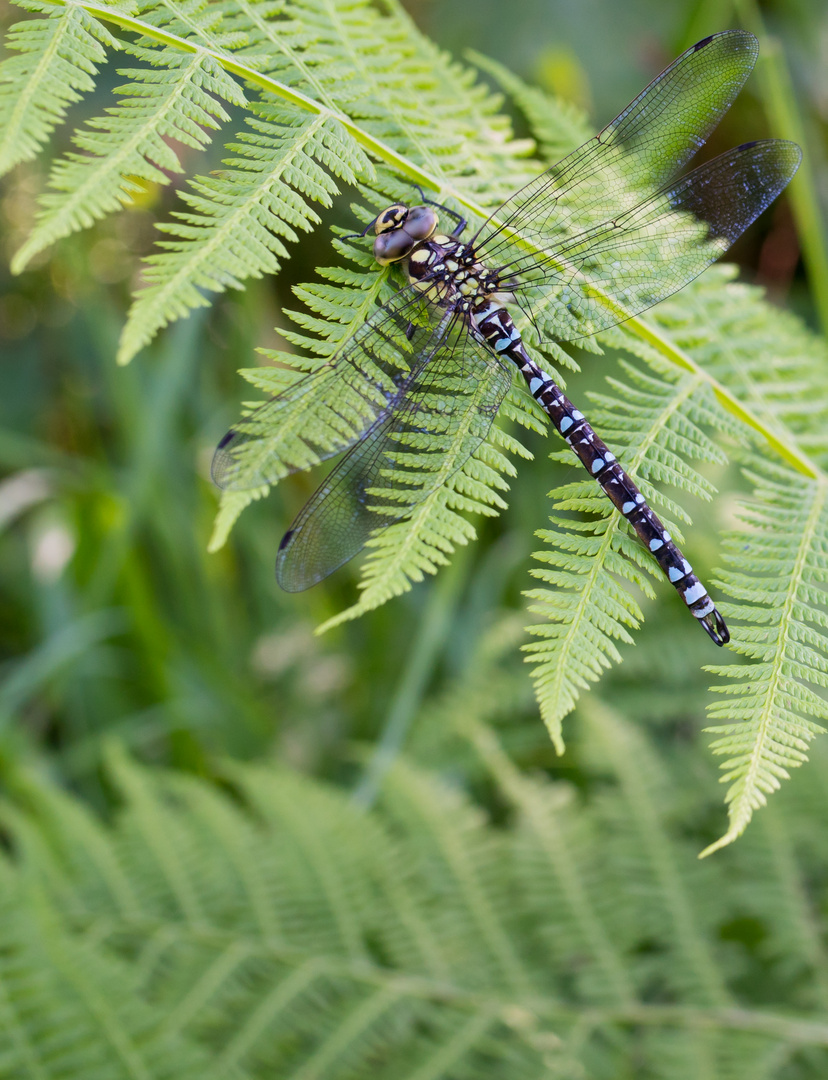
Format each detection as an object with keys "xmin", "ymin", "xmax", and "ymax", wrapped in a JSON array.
[
  {"xmin": 211, "ymin": 430, "xmax": 237, "ymax": 489},
  {"xmin": 275, "ymin": 529, "xmax": 327, "ymax": 593},
  {"xmin": 736, "ymin": 137, "xmax": 803, "ymax": 178},
  {"xmin": 697, "ymin": 28, "xmax": 756, "ymax": 43},
  {"xmin": 691, "ymin": 28, "xmax": 759, "ymax": 67}
]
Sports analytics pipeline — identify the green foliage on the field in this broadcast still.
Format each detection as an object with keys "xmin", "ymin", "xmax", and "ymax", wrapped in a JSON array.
[
  {"xmin": 703, "ymin": 460, "xmax": 828, "ymax": 854},
  {"xmin": 12, "ymin": 43, "xmax": 249, "ymax": 281},
  {"xmin": 2, "ymin": 0, "xmax": 827, "ymax": 847},
  {"xmin": 0, "ymin": 0, "xmax": 116, "ymax": 177},
  {"xmin": 3, "ymin": 719, "xmax": 828, "ymax": 1079},
  {"xmin": 524, "ymin": 354, "xmax": 733, "ymax": 751}
]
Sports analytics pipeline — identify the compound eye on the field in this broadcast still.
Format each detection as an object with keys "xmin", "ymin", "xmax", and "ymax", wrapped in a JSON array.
[
  {"xmin": 374, "ymin": 204, "xmax": 408, "ymax": 236},
  {"xmin": 373, "ymin": 229, "xmax": 415, "ymax": 265},
  {"xmin": 405, "ymin": 205, "xmax": 439, "ymax": 241}
]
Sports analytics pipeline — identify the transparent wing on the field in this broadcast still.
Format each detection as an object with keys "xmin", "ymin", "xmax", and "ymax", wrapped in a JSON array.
[
  {"xmin": 468, "ymin": 31, "xmax": 799, "ymax": 341},
  {"xmin": 275, "ymin": 315, "xmax": 512, "ymax": 592},
  {"xmin": 514, "ymin": 139, "xmax": 802, "ymax": 340},
  {"xmin": 474, "ymin": 30, "xmax": 760, "ymax": 269},
  {"xmin": 212, "ymin": 285, "xmax": 452, "ymax": 491}
]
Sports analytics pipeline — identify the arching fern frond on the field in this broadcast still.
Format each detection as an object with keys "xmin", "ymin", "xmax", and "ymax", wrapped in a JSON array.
[
  {"xmin": 466, "ymin": 49, "xmax": 589, "ymax": 175},
  {"xmin": 0, "ymin": 0, "xmax": 115, "ymax": 177},
  {"xmin": 316, "ymin": 422, "xmax": 532, "ymax": 630},
  {"xmin": 6, "ymin": 736, "xmax": 828, "ymax": 1077},
  {"xmin": 640, "ymin": 265, "xmax": 828, "ymax": 464},
  {"xmin": 702, "ymin": 460, "xmax": 828, "ymax": 855},
  {"xmin": 118, "ymin": 105, "xmax": 370, "ymax": 363},
  {"xmin": 12, "ymin": 42, "xmax": 248, "ymax": 277},
  {"xmin": 0, "ymin": 863, "xmax": 218, "ymax": 1080},
  {"xmin": 524, "ymin": 358, "xmax": 734, "ymax": 752}
]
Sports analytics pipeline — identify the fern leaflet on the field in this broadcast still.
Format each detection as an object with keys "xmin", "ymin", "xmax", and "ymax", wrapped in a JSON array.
[
  {"xmin": 0, "ymin": 0, "xmax": 115, "ymax": 178},
  {"xmin": 703, "ymin": 461, "xmax": 828, "ymax": 854},
  {"xmin": 4, "ymin": 736, "xmax": 828, "ymax": 1076},
  {"xmin": 524, "ymin": 357, "xmax": 733, "ymax": 751}
]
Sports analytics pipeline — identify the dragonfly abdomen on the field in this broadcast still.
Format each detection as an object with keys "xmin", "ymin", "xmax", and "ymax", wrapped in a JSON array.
[{"xmin": 473, "ymin": 300, "xmax": 729, "ymax": 645}]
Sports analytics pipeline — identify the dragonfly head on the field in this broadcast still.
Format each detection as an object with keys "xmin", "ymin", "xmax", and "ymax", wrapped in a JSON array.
[{"xmin": 372, "ymin": 204, "xmax": 439, "ymax": 265}]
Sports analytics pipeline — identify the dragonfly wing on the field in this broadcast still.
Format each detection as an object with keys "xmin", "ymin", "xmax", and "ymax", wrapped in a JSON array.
[
  {"xmin": 474, "ymin": 30, "xmax": 760, "ymax": 273},
  {"xmin": 515, "ymin": 139, "xmax": 801, "ymax": 339},
  {"xmin": 212, "ymin": 284, "xmax": 450, "ymax": 491},
  {"xmin": 275, "ymin": 315, "xmax": 512, "ymax": 592}
]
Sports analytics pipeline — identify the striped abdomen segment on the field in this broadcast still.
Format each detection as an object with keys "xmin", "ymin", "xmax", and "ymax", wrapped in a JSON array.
[{"xmin": 472, "ymin": 301, "xmax": 729, "ymax": 645}]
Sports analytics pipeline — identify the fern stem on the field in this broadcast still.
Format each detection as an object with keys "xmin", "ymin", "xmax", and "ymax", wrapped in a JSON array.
[
  {"xmin": 39, "ymin": 1, "xmax": 822, "ymax": 483},
  {"xmin": 76, "ymin": 907, "xmax": 828, "ymax": 1046},
  {"xmin": 603, "ymin": 314, "xmax": 818, "ymax": 481},
  {"xmin": 40, "ymin": 0, "xmax": 444, "ymax": 189},
  {"xmin": 734, "ymin": 0, "xmax": 828, "ymax": 338},
  {"xmin": 462, "ymin": 717, "xmax": 636, "ymax": 1003},
  {"xmin": 352, "ymin": 551, "xmax": 469, "ymax": 809},
  {"xmin": 234, "ymin": 0, "xmax": 340, "ymax": 112},
  {"xmin": 590, "ymin": 1003, "xmax": 828, "ymax": 1044}
]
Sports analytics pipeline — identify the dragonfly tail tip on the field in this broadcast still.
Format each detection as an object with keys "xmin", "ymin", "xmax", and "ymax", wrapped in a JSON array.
[{"xmin": 700, "ymin": 608, "xmax": 730, "ymax": 647}]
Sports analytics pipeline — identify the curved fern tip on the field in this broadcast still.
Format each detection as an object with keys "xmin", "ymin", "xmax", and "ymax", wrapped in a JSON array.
[{"xmin": 699, "ymin": 829, "xmax": 741, "ymax": 858}]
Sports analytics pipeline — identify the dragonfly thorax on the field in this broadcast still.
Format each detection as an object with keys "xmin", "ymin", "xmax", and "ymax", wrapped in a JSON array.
[{"xmin": 404, "ymin": 235, "xmax": 511, "ymax": 312}]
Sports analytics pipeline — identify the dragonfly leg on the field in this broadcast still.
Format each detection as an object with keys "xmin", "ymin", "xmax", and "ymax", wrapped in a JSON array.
[
  {"xmin": 515, "ymin": 349, "xmax": 729, "ymax": 644},
  {"xmin": 411, "ymin": 185, "xmax": 467, "ymax": 236}
]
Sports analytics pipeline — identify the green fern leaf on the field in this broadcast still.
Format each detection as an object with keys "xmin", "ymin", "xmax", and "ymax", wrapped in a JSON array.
[
  {"xmin": 118, "ymin": 107, "xmax": 371, "ymax": 364},
  {"xmin": 4, "ymin": 0, "xmax": 828, "ymax": 834},
  {"xmin": 466, "ymin": 49, "xmax": 590, "ymax": 167},
  {"xmin": 0, "ymin": 1, "xmax": 116, "ymax": 177},
  {"xmin": 0, "ymin": 867, "xmax": 220, "ymax": 1079},
  {"xmin": 12, "ymin": 42, "xmax": 247, "ymax": 275},
  {"xmin": 316, "ymin": 424, "xmax": 527, "ymax": 632},
  {"xmin": 702, "ymin": 460, "xmax": 828, "ymax": 855},
  {"xmin": 7, "ymin": 733, "xmax": 828, "ymax": 1076},
  {"xmin": 524, "ymin": 359, "xmax": 731, "ymax": 752}
]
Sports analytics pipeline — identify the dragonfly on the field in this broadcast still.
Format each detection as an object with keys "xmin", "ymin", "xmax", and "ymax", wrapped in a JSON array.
[{"xmin": 213, "ymin": 30, "xmax": 801, "ymax": 646}]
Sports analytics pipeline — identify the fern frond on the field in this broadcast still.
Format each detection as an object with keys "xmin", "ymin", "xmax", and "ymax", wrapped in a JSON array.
[
  {"xmin": 118, "ymin": 106, "xmax": 371, "ymax": 363},
  {"xmin": 466, "ymin": 49, "xmax": 590, "ymax": 168},
  {"xmin": 317, "ymin": 394, "xmax": 536, "ymax": 631},
  {"xmin": 5, "ymin": 0, "xmax": 828, "ymax": 833},
  {"xmin": 701, "ymin": 460, "xmax": 828, "ymax": 855},
  {"xmin": 523, "ymin": 360, "xmax": 731, "ymax": 751},
  {"xmin": 642, "ymin": 264, "xmax": 828, "ymax": 464},
  {"xmin": 0, "ymin": 1, "xmax": 115, "ymax": 177},
  {"xmin": 7, "ymin": 741, "xmax": 828, "ymax": 1077},
  {"xmin": 12, "ymin": 41, "xmax": 247, "ymax": 275},
  {"xmin": 0, "ymin": 868, "xmax": 218, "ymax": 1080},
  {"xmin": 115, "ymin": 0, "xmax": 537, "ymax": 362}
]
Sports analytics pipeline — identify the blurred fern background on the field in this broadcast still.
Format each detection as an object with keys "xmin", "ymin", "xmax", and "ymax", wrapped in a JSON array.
[{"xmin": 1, "ymin": 0, "xmax": 828, "ymax": 1076}]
